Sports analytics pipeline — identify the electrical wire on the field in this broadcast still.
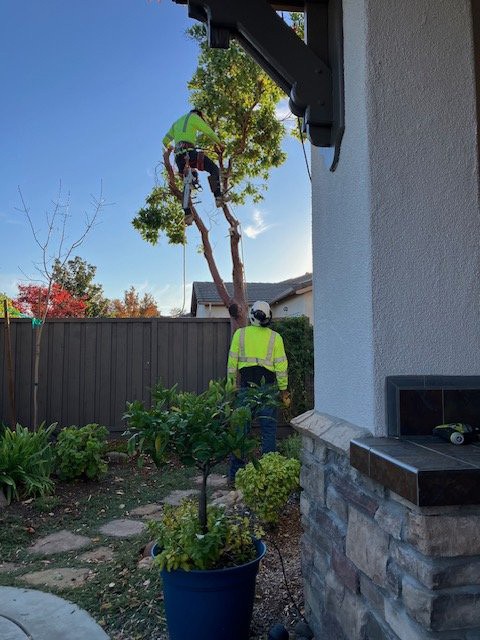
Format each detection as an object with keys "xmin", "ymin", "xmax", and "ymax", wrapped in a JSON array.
[
  {"xmin": 266, "ymin": 535, "xmax": 306, "ymax": 624},
  {"xmin": 297, "ymin": 118, "xmax": 312, "ymax": 182}
]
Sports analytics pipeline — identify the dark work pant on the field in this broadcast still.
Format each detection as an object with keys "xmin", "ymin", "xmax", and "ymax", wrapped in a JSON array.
[
  {"xmin": 229, "ymin": 385, "xmax": 278, "ymax": 482},
  {"xmin": 175, "ymin": 150, "xmax": 221, "ymax": 197}
]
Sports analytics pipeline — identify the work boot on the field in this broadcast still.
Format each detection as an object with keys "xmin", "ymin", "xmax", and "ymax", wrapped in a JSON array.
[{"xmin": 184, "ymin": 213, "xmax": 194, "ymax": 226}]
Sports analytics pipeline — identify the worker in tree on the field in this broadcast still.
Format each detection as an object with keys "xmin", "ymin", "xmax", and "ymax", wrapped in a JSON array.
[
  {"xmin": 163, "ymin": 109, "xmax": 226, "ymax": 212},
  {"xmin": 227, "ymin": 300, "xmax": 290, "ymax": 483}
]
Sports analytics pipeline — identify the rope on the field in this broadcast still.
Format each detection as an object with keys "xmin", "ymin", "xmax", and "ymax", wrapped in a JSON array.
[
  {"xmin": 179, "ymin": 236, "xmax": 187, "ymax": 316},
  {"xmin": 297, "ymin": 118, "xmax": 312, "ymax": 182}
]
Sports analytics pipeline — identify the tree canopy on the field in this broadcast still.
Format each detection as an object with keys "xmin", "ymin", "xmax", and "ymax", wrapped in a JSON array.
[
  {"xmin": 110, "ymin": 286, "xmax": 160, "ymax": 318},
  {"xmin": 52, "ymin": 256, "xmax": 109, "ymax": 317},
  {"xmin": 133, "ymin": 23, "xmax": 293, "ymax": 327}
]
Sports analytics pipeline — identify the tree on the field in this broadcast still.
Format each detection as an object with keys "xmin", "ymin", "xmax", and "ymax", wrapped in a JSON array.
[
  {"xmin": 52, "ymin": 256, "xmax": 109, "ymax": 317},
  {"xmin": 16, "ymin": 183, "xmax": 105, "ymax": 428},
  {"xmin": 14, "ymin": 283, "xmax": 87, "ymax": 318},
  {"xmin": 133, "ymin": 25, "xmax": 287, "ymax": 329},
  {"xmin": 110, "ymin": 286, "xmax": 160, "ymax": 317}
]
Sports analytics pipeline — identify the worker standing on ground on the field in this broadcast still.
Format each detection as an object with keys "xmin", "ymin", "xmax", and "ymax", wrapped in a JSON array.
[
  {"xmin": 227, "ymin": 300, "xmax": 290, "ymax": 483},
  {"xmin": 163, "ymin": 109, "xmax": 226, "ymax": 213}
]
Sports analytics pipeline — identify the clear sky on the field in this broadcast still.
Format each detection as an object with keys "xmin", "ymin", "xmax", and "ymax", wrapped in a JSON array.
[{"xmin": 0, "ymin": 0, "xmax": 312, "ymax": 315}]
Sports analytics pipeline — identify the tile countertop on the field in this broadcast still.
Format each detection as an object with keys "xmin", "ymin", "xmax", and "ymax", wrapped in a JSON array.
[{"xmin": 350, "ymin": 436, "xmax": 480, "ymax": 507}]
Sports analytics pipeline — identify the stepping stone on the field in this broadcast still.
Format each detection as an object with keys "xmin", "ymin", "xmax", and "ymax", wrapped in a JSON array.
[
  {"xmin": 106, "ymin": 451, "xmax": 129, "ymax": 464},
  {"xmin": 28, "ymin": 530, "xmax": 92, "ymax": 556},
  {"xmin": 0, "ymin": 586, "xmax": 109, "ymax": 639},
  {"xmin": 20, "ymin": 567, "xmax": 91, "ymax": 589},
  {"xmin": 78, "ymin": 546, "xmax": 114, "ymax": 563},
  {"xmin": 162, "ymin": 489, "xmax": 199, "ymax": 506},
  {"xmin": 0, "ymin": 563, "xmax": 20, "ymax": 574},
  {"xmin": 210, "ymin": 489, "xmax": 243, "ymax": 508},
  {"xmin": 99, "ymin": 518, "xmax": 146, "ymax": 538},
  {"xmin": 194, "ymin": 473, "xmax": 228, "ymax": 489},
  {"xmin": 137, "ymin": 556, "xmax": 154, "ymax": 570},
  {"xmin": 130, "ymin": 503, "xmax": 163, "ymax": 518}
]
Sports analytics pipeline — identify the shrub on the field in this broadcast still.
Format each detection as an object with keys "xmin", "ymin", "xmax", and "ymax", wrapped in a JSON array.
[
  {"xmin": 55, "ymin": 423, "xmax": 109, "ymax": 481},
  {"xmin": 0, "ymin": 423, "xmax": 55, "ymax": 504},
  {"xmin": 278, "ymin": 433, "xmax": 301, "ymax": 460},
  {"xmin": 273, "ymin": 316, "xmax": 313, "ymax": 418},
  {"xmin": 235, "ymin": 452, "xmax": 300, "ymax": 524},
  {"xmin": 148, "ymin": 500, "xmax": 260, "ymax": 571}
]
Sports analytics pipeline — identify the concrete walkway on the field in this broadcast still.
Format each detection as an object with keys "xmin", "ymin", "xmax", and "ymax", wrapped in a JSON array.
[{"xmin": 0, "ymin": 587, "xmax": 109, "ymax": 639}]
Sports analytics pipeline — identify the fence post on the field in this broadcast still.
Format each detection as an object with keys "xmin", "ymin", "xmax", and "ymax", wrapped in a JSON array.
[{"xmin": 3, "ymin": 299, "xmax": 17, "ymax": 426}]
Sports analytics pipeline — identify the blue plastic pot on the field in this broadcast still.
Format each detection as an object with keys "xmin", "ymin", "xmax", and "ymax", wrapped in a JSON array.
[{"xmin": 152, "ymin": 539, "xmax": 266, "ymax": 640}]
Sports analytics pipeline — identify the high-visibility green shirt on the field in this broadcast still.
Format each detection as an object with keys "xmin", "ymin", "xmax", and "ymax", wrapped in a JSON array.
[
  {"xmin": 227, "ymin": 325, "xmax": 288, "ymax": 390},
  {"xmin": 162, "ymin": 112, "xmax": 221, "ymax": 149}
]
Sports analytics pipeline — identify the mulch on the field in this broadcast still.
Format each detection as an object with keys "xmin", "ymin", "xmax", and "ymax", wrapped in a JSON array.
[{"xmin": 250, "ymin": 497, "xmax": 304, "ymax": 638}]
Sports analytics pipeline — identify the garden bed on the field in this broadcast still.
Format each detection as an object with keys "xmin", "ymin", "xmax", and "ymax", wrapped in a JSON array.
[{"xmin": 0, "ymin": 455, "xmax": 303, "ymax": 639}]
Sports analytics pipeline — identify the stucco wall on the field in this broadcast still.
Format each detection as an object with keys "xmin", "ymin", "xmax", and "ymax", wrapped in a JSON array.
[{"xmin": 312, "ymin": 0, "xmax": 480, "ymax": 434}]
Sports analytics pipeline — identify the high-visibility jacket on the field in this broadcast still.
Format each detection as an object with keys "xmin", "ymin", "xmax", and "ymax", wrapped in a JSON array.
[
  {"xmin": 227, "ymin": 325, "xmax": 288, "ymax": 390},
  {"xmin": 162, "ymin": 112, "xmax": 221, "ymax": 151}
]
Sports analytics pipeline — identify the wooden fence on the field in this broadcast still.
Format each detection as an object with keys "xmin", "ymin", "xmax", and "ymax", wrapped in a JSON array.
[{"xmin": 0, "ymin": 318, "xmax": 231, "ymax": 434}]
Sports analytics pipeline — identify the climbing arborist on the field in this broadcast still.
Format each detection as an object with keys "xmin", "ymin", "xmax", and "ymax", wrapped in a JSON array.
[
  {"xmin": 163, "ymin": 109, "xmax": 227, "ymax": 216},
  {"xmin": 227, "ymin": 300, "xmax": 290, "ymax": 483}
]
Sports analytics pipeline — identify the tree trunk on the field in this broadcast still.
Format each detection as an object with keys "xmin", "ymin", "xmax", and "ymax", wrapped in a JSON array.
[
  {"xmin": 164, "ymin": 152, "xmax": 248, "ymax": 331},
  {"xmin": 199, "ymin": 463, "xmax": 209, "ymax": 534},
  {"xmin": 32, "ymin": 323, "xmax": 43, "ymax": 430}
]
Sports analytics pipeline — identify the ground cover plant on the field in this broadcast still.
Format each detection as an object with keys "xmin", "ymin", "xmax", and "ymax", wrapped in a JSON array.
[{"xmin": 0, "ymin": 423, "xmax": 55, "ymax": 504}]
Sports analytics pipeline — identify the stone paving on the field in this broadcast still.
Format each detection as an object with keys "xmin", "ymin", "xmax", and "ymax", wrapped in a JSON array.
[{"xmin": 0, "ymin": 473, "xmax": 233, "ymax": 637}]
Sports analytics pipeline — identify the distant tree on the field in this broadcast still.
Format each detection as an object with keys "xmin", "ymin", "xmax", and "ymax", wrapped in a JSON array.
[
  {"xmin": 133, "ymin": 24, "xmax": 287, "ymax": 330},
  {"xmin": 52, "ymin": 256, "xmax": 109, "ymax": 317},
  {"xmin": 0, "ymin": 293, "xmax": 23, "ymax": 318},
  {"xmin": 169, "ymin": 307, "xmax": 190, "ymax": 317},
  {"xmin": 14, "ymin": 283, "xmax": 87, "ymax": 318},
  {"xmin": 110, "ymin": 286, "xmax": 160, "ymax": 317}
]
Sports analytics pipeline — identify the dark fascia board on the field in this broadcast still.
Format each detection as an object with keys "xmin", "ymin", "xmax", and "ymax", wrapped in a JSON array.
[
  {"xmin": 173, "ymin": 0, "xmax": 344, "ymax": 168},
  {"xmin": 175, "ymin": 1, "xmax": 328, "ymax": 10}
]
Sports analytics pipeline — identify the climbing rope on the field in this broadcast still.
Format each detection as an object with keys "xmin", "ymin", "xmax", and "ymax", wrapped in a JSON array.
[{"xmin": 297, "ymin": 118, "xmax": 312, "ymax": 182}]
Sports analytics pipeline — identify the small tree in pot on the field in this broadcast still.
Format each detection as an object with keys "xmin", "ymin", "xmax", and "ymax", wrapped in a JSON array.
[{"xmin": 124, "ymin": 379, "xmax": 278, "ymax": 639}]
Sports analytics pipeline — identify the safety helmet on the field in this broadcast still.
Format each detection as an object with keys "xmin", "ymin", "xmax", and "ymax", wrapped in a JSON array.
[
  {"xmin": 190, "ymin": 108, "xmax": 205, "ymax": 120},
  {"xmin": 249, "ymin": 300, "xmax": 272, "ymax": 327}
]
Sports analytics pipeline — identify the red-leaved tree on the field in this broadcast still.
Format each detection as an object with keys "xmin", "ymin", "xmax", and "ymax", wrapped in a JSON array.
[{"xmin": 14, "ymin": 283, "xmax": 87, "ymax": 318}]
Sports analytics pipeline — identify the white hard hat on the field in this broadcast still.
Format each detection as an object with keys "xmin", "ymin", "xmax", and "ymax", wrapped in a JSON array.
[{"xmin": 249, "ymin": 300, "xmax": 272, "ymax": 327}]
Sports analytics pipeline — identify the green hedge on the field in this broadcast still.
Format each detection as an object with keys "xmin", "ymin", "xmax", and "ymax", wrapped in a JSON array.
[{"xmin": 273, "ymin": 315, "xmax": 314, "ymax": 418}]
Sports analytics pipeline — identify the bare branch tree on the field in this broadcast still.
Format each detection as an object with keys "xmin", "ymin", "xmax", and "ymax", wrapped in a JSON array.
[{"xmin": 15, "ymin": 181, "xmax": 106, "ymax": 428}]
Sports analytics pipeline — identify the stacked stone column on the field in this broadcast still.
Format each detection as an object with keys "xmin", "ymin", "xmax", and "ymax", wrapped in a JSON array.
[{"xmin": 295, "ymin": 415, "xmax": 480, "ymax": 640}]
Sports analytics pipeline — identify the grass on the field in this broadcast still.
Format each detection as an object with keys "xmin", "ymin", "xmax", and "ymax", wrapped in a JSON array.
[{"xmin": 0, "ymin": 456, "xmax": 208, "ymax": 640}]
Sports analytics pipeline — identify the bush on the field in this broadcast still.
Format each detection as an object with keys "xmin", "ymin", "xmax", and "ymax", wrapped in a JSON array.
[
  {"xmin": 278, "ymin": 433, "xmax": 301, "ymax": 460},
  {"xmin": 148, "ymin": 500, "xmax": 260, "ymax": 571},
  {"xmin": 235, "ymin": 451, "xmax": 300, "ymax": 524},
  {"xmin": 55, "ymin": 423, "xmax": 109, "ymax": 481},
  {"xmin": 0, "ymin": 423, "xmax": 55, "ymax": 504},
  {"xmin": 273, "ymin": 316, "xmax": 313, "ymax": 418}
]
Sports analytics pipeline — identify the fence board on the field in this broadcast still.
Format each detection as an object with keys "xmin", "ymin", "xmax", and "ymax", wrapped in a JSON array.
[{"xmin": 0, "ymin": 318, "xmax": 231, "ymax": 433}]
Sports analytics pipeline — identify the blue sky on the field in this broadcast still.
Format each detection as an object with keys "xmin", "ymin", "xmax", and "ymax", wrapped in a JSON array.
[{"xmin": 0, "ymin": 0, "xmax": 312, "ymax": 314}]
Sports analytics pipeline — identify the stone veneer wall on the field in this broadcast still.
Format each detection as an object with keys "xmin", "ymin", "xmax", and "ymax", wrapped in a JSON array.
[{"xmin": 292, "ymin": 411, "xmax": 480, "ymax": 640}]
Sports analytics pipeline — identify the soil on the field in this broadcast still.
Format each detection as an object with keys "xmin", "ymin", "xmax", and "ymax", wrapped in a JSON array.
[{"xmin": 250, "ymin": 497, "xmax": 304, "ymax": 638}]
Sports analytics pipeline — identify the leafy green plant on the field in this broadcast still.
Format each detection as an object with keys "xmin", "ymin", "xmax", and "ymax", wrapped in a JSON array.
[
  {"xmin": 148, "ymin": 500, "xmax": 260, "ymax": 571},
  {"xmin": 0, "ymin": 423, "xmax": 55, "ymax": 504},
  {"xmin": 273, "ymin": 316, "xmax": 313, "ymax": 418},
  {"xmin": 235, "ymin": 452, "xmax": 300, "ymax": 524},
  {"xmin": 55, "ymin": 423, "xmax": 109, "ymax": 481},
  {"xmin": 124, "ymin": 378, "xmax": 276, "ymax": 570},
  {"xmin": 278, "ymin": 433, "xmax": 302, "ymax": 461}
]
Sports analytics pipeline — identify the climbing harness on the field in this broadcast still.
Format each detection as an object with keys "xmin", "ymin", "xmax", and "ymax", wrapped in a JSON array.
[{"xmin": 181, "ymin": 151, "xmax": 203, "ymax": 223}]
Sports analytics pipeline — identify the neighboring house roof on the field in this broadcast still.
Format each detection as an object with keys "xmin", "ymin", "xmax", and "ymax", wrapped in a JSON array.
[{"xmin": 191, "ymin": 274, "xmax": 312, "ymax": 315}]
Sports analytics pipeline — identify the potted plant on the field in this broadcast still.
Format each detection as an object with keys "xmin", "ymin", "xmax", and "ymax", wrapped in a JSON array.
[{"xmin": 124, "ymin": 379, "xmax": 278, "ymax": 640}]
